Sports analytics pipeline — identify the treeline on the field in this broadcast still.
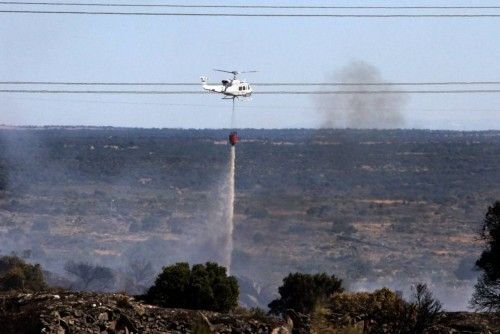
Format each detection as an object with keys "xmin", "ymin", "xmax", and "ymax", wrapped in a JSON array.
[{"xmin": 0, "ymin": 128, "xmax": 498, "ymax": 195}]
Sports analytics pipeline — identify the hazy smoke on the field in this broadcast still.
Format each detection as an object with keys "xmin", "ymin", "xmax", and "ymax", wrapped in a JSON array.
[
  {"xmin": 316, "ymin": 61, "xmax": 409, "ymax": 129},
  {"xmin": 176, "ymin": 145, "xmax": 235, "ymax": 272}
]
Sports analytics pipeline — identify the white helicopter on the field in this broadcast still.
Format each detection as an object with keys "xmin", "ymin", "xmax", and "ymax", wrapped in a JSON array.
[{"xmin": 200, "ymin": 69, "xmax": 257, "ymax": 99}]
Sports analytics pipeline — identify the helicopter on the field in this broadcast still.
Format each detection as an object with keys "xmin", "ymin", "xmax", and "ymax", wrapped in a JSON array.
[{"xmin": 200, "ymin": 69, "xmax": 257, "ymax": 99}]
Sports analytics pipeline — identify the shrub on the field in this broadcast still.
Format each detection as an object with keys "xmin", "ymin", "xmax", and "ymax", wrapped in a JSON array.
[
  {"xmin": 328, "ymin": 285, "xmax": 442, "ymax": 334},
  {"xmin": 0, "ymin": 164, "xmax": 8, "ymax": 191},
  {"xmin": 31, "ymin": 220, "xmax": 50, "ymax": 232},
  {"xmin": 244, "ymin": 207, "xmax": 269, "ymax": 219},
  {"xmin": 268, "ymin": 272, "xmax": 344, "ymax": 315},
  {"xmin": 146, "ymin": 262, "xmax": 239, "ymax": 312},
  {"xmin": 471, "ymin": 201, "xmax": 500, "ymax": 311},
  {"xmin": 129, "ymin": 215, "xmax": 163, "ymax": 232},
  {"xmin": 64, "ymin": 261, "xmax": 116, "ymax": 292},
  {"xmin": 127, "ymin": 259, "xmax": 155, "ymax": 287},
  {"xmin": 0, "ymin": 255, "xmax": 47, "ymax": 291},
  {"xmin": 306, "ymin": 205, "xmax": 331, "ymax": 219},
  {"xmin": 329, "ymin": 288, "xmax": 410, "ymax": 333}
]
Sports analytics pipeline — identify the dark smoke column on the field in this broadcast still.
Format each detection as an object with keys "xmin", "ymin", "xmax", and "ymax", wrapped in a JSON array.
[{"xmin": 316, "ymin": 61, "xmax": 409, "ymax": 129}]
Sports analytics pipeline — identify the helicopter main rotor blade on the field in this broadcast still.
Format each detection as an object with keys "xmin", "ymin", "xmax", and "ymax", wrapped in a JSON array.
[
  {"xmin": 240, "ymin": 70, "xmax": 259, "ymax": 73},
  {"xmin": 213, "ymin": 69, "xmax": 238, "ymax": 74}
]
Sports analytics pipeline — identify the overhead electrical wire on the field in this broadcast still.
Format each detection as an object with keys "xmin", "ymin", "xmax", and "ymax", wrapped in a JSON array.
[
  {"xmin": 4, "ymin": 89, "xmax": 500, "ymax": 94},
  {"xmin": 2, "ymin": 2, "xmax": 500, "ymax": 9},
  {"xmin": 2, "ymin": 2, "xmax": 500, "ymax": 17},
  {"xmin": 3, "ymin": 81, "xmax": 500, "ymax": 86},
  {"xmin": 251, "ymin": 82, "xmax": 500, "ymax": 86},
  {"xmin": 2, "ymin": 10, "xmax": 500, "ymax": 17},
  {"xmin": 259, "ymin": 90, "xmax": 500, "ymax": 94},
  {"xmin": 0, "ymin": 81, "xmax": 200, "ymax": 86}
]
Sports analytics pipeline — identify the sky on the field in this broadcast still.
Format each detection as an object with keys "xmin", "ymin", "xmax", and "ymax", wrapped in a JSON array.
[{"xmin": 1, "ymin": 0, "xmax": 500, "ymax": 129}]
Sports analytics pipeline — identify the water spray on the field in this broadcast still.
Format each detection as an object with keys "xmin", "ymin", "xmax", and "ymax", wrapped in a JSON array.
[
  {"xmin": 225, "ymin": 97, "xmax": 237, "ymax": 274},
  {"xmin": 225, "ymin": 145, "xmax": 235, "ymax": 274}
]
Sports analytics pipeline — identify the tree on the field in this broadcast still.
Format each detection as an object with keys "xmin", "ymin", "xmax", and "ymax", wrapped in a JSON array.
[
  {"xmin": 0, "ymin": 255, "xmax": 47, "ymax": 291},
  {"xmin": 268, "ymin": 272, "xmax": 344, "ymax": 315},
  {"xmin": 0, "ymin": 163, "xmax": 7, "ymax": 191},
  {"xmin": 471, "ymin": 201, "xmax": 500, "ymax": 311},
  {"xmin": 64, "ymin": 261, "xmax": 116, "ymax": 292},
  {"xmin": 410, "ymin": 283, "xmax": 442, "ymax": 334},
  {"xmin": 145, "ymin": 262, "xmax": 239, "ymax": 312},
  {"xmin": 127, "ymin": 258, "xmax": 155, "ymax": 286}
]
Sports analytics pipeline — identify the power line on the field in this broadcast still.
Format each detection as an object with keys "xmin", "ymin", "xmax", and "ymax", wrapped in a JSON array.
[
  {"xmin": 2, "ymin": 10, "xmax": 500, "ymax": 17},
  {"xmin": 259, "ymin": 90, "xmax": 500, "ymax": 94},
  {"xmin": 0, "ymin": 90, "xmax": 203, "ymax": 94},
  {"xmin": 0, "ymin": 81, "xmax": 200, "ymax": 86},
  {"xmin": 2, "ymin": 2, "xmax": 500, "ymax": 9},
  {"xmin": 256, "ymin": 82, "xmax": 500, "ymax": 86},
  {"xmin": 3, "ymin": 81, "xmax": 500, "ymax": 86},
  {"xmin": 4, "ymin": 89, "xmax": 500, "ymax": 94},
  {"xmin": 0, "ymin": 89, "xmax": 210, "ymax": 94}
]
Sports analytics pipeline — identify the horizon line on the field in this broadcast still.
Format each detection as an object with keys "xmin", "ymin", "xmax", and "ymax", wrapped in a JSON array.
[{"xmin": 0, "ymin": 124, "xmax": 499, "ymax": 132}]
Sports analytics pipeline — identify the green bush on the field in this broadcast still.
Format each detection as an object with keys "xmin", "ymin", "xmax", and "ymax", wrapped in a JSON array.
[
  {"xmin": 268, "ymin": 272, "xmax": 344, "ymax": 315},
  {"xmin": 0, "ymin": 256, "xmax": 47, "ymax": 291},
  {"xmin": 328, "ymin": 285, "xmax": 441, "ymax": 334},
  {"xmin": 146, "ymin": 262, "xmax": 239, "ymax": 312}
]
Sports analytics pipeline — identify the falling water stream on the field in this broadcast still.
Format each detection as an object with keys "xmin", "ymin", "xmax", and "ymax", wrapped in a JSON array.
[
  {"xmin": 225, "ymin": 145, "xmax": 235, "ymax": 274},
  {"xmin": 224, "ymin": 97, "xmax": 236, "ymax": 274}
]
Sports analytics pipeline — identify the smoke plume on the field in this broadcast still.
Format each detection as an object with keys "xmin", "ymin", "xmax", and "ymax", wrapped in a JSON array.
[{"xmin": 316, "ymin": 61, "xmax": 409, "ymax": 128}]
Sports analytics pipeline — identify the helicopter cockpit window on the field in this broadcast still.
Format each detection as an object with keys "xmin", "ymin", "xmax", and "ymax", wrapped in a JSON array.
[
  {"xmin": 239, "ymin": 86, "xmax": 242, "ymax": 91},
  {"xmin": 242, "ymin": 86, "xmax": 246, "ymax": 90}
]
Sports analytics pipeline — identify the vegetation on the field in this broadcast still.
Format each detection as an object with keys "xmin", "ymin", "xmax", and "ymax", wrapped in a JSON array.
[
  {"xmin": 0, "ymin": 255, "xmax": 46, "ymax": 291},
  {"xmin": 0, "ymin": 163, "xmax": 7, "ymax": 191},
  {"xmin": 411, "ymin": 283, "xmax": 442, "ymax": 334},
  {"xmin": 328, "ymin": 284, "xmax": 441, "ymax": 334},
  {"xmin": 0, "ymin": 128, "xmax": 499, "ymax": 308},
  {"xmin": 268, "ymin": 272, "xmax": 343, "ymax": 315},
  {"xmin": 471, "ymin": 201, "xmax": 500, "ymax": 311},
  {"xmin": 329, "ymin": 288, "xmax": 409, "ymax": 333},
  {"xmin": 146, "ymin": 262, "xmax": 239, "ymax": 312},
  {"xmin": 64, "ymin": 261, "xmax": 116, "ymax": 292},
  {"xmin": 127, "ymin": 258, "xmax": 155, "ymax": 287}
]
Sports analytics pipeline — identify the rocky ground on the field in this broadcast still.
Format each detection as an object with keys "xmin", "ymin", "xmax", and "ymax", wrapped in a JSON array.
[
  {"xmin": 432, "ymin": 312, "xmax": 500, "ymax": 334},
  {"xmin": 1, "ymin": 291, "xmax": 499, "ymax": 334},
  {"xmin": 0, "ymin": 292, "xmax": 289, "ymax": 334}
]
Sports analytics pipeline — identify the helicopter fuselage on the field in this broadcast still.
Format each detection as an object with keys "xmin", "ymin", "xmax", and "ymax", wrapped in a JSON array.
[{"xmin": 200, "ymin": 77, "xmax": 252, "ymax": 98}]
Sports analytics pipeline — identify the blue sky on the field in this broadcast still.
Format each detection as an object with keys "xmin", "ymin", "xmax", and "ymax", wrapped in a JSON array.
[{"xmin": 1, "ymin": 0, "xmax": 500, "ymax": 129}]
